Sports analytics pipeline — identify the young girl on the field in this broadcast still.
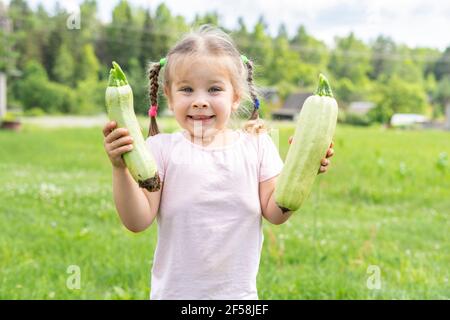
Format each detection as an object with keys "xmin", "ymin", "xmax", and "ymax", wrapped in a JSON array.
[{"xmin": 102, "ymin": 25, "xmax": 334, "ymax": 300}]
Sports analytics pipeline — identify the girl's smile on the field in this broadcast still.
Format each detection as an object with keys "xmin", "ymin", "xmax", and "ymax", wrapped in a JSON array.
[{"xmin": 187, "ymin": 115, "xmax": 216, "ymax": 125}]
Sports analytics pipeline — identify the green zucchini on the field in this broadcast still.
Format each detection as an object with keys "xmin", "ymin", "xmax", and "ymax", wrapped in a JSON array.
[
  {"xmin": 105, "ymin": 61, "xmax": 161, "ymax": 192},
  {"xmin": 275, "ymin": 74, "xmax": 338, "ymax": 212}
]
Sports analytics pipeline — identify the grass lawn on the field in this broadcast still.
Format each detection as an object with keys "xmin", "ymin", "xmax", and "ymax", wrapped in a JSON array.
[{"xmin": 0, "ymin": 117, "xmax": 449, "ymax": 299}]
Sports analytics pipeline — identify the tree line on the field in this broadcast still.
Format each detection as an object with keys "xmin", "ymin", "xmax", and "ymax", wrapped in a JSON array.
[{"xmin": 1, "ymin": 0, "xmax": 450, "ymax": 124}]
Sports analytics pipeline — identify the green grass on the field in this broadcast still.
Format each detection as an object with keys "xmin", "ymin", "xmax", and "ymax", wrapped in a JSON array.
[{"xmin": 0, "ymin": 118, "xmax": 449, "ymax": 299}]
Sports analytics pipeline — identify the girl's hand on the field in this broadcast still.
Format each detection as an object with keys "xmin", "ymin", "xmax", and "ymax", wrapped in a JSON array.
[
  {"xmin": 103, "ymin": 121, "xmax": 134, "ymax": 169},
  {"xmin": 288, "ymin": 136, "xmax": 334, "ymax": 174}
]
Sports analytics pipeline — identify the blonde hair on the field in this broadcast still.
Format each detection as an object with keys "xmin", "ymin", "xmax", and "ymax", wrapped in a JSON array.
[{"xmin": 147, "ymin": 25, "xmax": 267, "ymax": 137}]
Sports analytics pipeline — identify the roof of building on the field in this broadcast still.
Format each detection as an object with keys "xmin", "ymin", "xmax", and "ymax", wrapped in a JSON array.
[
  {"xmin": 348, "ymin": 101, "xmax": 375, "ymax": 114},
  {"xmin": 272, "ymin": 92, "xmax": 311, "ymax": 116}
]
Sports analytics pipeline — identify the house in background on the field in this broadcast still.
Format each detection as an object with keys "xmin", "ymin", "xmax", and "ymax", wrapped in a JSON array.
[
  {"xmin": 347, "ymin": 101, "xmax": 375, "ymax": 115},
  {"xmin": 390, "ymin": 113, "xmax": 429, "ymax": 128},
  {"xmin": 271, "ymin": 92, "xmax": 311, "ymax": 121},
  {"xmin": 0, "ymin": 72, "xmax": 5, "ymax": 119},
  {"xmin": 422, "ymin": 103, "xmax": 450, "ymax": 130},
  {"xmin": 271, "ymin": 94, "xmax": 377, "ymax": 121},
  {"xmin": 446, "ymin": 103, "xmax": 450, "ymax": 130},
  {"xmin": 259, "ymin": 87, "xmax": 279, "ymax": 105}
]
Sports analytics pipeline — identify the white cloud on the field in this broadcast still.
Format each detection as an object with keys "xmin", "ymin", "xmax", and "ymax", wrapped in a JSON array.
[
  {"xmin": 147, "ymin": 0, "xmax": 450, "ymax": 49},
  {"xmin": 9, "ymin": 0, "xmax": 450, "ymax": 50}
]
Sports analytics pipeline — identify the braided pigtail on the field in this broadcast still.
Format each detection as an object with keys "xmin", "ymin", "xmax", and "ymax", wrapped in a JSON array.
[
  {"xmin": 243, "ymin": 57, "xmax": 260, "ymax": 121},
  {"xmin": 242, "ymin": 55, "xmax": 265, "ymax": 134},
  {"xmin": 147, "ymin": 58, "xmax": 166, "ymax": 137}
]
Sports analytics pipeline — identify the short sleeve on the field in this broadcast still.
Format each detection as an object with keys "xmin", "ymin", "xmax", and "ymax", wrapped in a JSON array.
[
  {"xmin": 258, "ymin": 132, "xmax": 284, "ymax": 182},
  {"xmin": 145, "ymin": 134, "xmax": 166, "ymax": 182}
]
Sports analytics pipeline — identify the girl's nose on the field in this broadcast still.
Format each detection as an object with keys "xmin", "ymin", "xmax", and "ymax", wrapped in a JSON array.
[
  {"xmin": 192, "ymin": 101, "xmax": 209, "ymax": 109},
  {"xmin": 192, "ymin": 95, "xmax": 209, "ymax": 109}
]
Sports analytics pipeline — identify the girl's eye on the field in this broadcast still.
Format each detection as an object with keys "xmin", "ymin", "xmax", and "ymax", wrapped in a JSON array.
[
  {"xmin": 180, "ymin": 87, "xmax": 193, "ymax": 93},
  {"xmin": 209, "ymin": 87, "xmax": 222, "ymax": 93}
]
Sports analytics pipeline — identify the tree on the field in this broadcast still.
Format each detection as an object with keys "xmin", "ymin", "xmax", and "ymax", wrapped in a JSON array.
[
  {"xmin": 328, "ymin": 33, "xmax": 372, "ymax": 102},
  {"xmin": 193, "ymin": 12, "xmax": 220, "ymax": 27},
  {"xmin": 104, "ymin": 0, "xmax": 141, "ymax": 68},
  {"xmin": 41, "ymin": 7, "xmax": 74, "ymax": 80},
  {"xmin": 139, "ymin": 9, "xmax": 156, "ymax": 69},
  {"xmin": 77, "ymin": 44, "xmax": 100, "ymax": 81},
  {"xmin": 369, "ymin": 75, "xmax": 428, "ymax": 123},
  {"xmin": 43, "ymin": 28, "xmax": 63, "ymax": 80},
  {"xmin": 389, "ymin": 45, "xmax": 423, "ymax": 84},
  {"xmin": 329, "ymin": 33, "xmax": 371, "ymax": 83},
  {"xmin": 52, "ymin": 44, "xmax": 75, "ymax": 85},
  {"xmin": 69, "ymin": 0, "xmax": 100, "ymax": 73},
  {"xmin": 433, "ymin": 76, "xmax": 450, "ymax": 117},
  {"xmin": 79, "ymin": 0, "xmax": 100, "ymax": 43},
  {"xmin": 75, "ymin": 76, "xmax": 104, "ymax": 114},
  {"xmin": 410, "ymin": 47, "xmax": 440, "ymax": 76},
  {"xmin": 127, "ymin": 57, "xmax": 147, "ymax": 115},
  {"xmin": 246, "ymin": 16, "xmax": 273, "ymax": 81},
  {"xmin": 154, "ymin": 3, "xmax": 172, "ymax": 56},
  {"xmin": 16, "ymin": 60, "xmax": 76, "ymax": 113},
  {"xmin": 290, "ymin": 25, "xmax": 328, "ymax": 69},
  {"xmin": 334, "ymin": 77, "xmax": 356, "ymax": 105},
  {"xmin": 8, "ymin": 0, "xmax": 42, "ymax": 70},
  {"xmin": 424, "ymin": 72, "xmax": 437, "ymax": 98},
  {"xmin": 433, "ymin": 46, "xmax": 450, "ymax": 81},
  {"xmin": 0, "ymin": 2, "xmax": 18, "ymax": 74},
  {"xmin": 289, "ymin": 25, "xmax": 329, "ymax": 87},
  {"xmin": 233, "ymin": 17, "xmax": 249, "ymax": 49},
  {"xmin": 267, "ymin": 25, "xmax": 302, "ymax": 86},
  {"xmin": 369, "ymin": 35, "xmax": 396, "ymax": 80}
]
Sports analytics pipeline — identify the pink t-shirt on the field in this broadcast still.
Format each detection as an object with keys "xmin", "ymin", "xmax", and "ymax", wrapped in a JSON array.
[{"xmin": 145, "ymin": 128, "xmax": 284, "ymax": 300}]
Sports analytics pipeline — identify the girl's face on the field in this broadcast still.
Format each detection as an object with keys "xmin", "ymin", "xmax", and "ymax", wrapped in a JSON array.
[{"xmin": 164, "ymin": 55, "xmax": 241, "ymax": 141}]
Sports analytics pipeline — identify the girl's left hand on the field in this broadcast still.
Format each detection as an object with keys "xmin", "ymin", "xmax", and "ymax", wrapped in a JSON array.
[{"xmin": 288, "ymin": 137, "xmax": 334, "ymax": 174}]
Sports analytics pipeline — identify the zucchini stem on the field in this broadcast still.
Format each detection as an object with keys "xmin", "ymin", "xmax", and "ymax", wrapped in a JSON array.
[
  {"xmin": 108, "ymin": 61, "xmax": 128, "ymax": 87},
  {"xmin": 314, "ymin": 73, "xmax": 333, "ymax": 98}
]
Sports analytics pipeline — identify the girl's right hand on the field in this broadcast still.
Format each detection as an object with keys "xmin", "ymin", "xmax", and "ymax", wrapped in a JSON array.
[{"xmin": 103, "ymin": 121, "xmax": 134, "ymax": 168}]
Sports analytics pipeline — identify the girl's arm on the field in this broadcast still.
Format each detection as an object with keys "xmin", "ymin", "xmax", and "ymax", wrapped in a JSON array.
[
  {"xmin": 260, "ymin": 176, "xmax": 293, "ymax": 225},
  {"xmin": 260, "ymin": 139, "xmax": 334, "ymax": 225},
  {"xmin": 113, "ymin": 166, "xmax": 161, "ymax": 233},
  {"xmin": 104, "ymin": 121, "xmax": 162, "ymax": 233}
]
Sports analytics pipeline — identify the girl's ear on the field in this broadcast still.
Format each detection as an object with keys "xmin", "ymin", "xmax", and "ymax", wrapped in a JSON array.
[
  {"xmin": 163, "ymin": 85, "xmax": 173, "ymax": 110},
  {"xmin": 231, "ymin": 93, "xmax": 241, "ymax": 112},
  {"xmin": 163, "ymin": 85, "xmax": 170, "ymax": 98}
]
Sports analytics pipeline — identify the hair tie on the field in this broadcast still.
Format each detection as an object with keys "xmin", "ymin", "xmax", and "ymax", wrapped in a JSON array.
[
  {"xmin": 254, "ymin": 98, "xmax": 260, "ymax": 110},
  {"xmin": 159, "ymin": 58, "xmax": 167, "ymax": 67},
  {"xmin": 241, "ymin": 55, "xmax": 249, "ymax": 64},
  {"xmin": 148, "ymin": 105, "xmax": 158, "ymax": 117}
]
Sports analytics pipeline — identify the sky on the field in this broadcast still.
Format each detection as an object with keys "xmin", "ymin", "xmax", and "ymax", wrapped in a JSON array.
[{"xmin": 7, "ymin": 0, "xmax": 450, "ymax": 51}]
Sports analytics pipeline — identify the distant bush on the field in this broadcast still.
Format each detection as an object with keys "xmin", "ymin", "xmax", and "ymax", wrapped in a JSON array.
[
  {"xmin": 41, "ymin": 81, "xmax": 77, "ymax": 114},
  {"xmin": 24, "ymin": 107, "xmax": 46, "ymax": 117},
  {"xmin": 13, "ymin": 60, "xmax": 109, "ymax": 114},
  {"xmin": 15, "ymin": 61, "xmax": 77, "ymax": 114},
  {"xmin": 75, "ymin": 78, "xmax": 105, "ymax": 115},
  {"xmin": 1, "ymin": 111, "xmax": 20, "ymax": 122},
  {"xmin": 368, "ymin": 75, "xmax": 428, "ymax": 123}
]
